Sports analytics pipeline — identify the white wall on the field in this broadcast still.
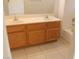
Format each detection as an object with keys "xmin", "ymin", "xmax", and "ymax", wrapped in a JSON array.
[
  {"xmin": 53, "ymin": 0, "xmax": 65, "ymax": 18},
  {"xmin": 3, "ymin": 0, "xmax": 9, "ymax": 15},
  {"xmin": 62, "ymin": 0, "xmax": 75, "ymax": 29},
  {"xmin": 57, "ymin": 0, "xmax": 66, "ymax": 19},
  {"xmin": 54, "ymin": 0, "xmax": 74, "ymax": 30},
  {"xmin": 3, "ymin": 23, "xmax": 12, "ymax": 59},
  {"xmin": 3, "ymin": 0, "xmax": 12, "ymax": 59},
  {"xmin": 24, "ymin": 0, "xmax": 54, "ymax": 14},
  {"xmin": 53, "ymin": 0, "xmax": 59, "ymax": 17},
  {"xmin": 59, "ymin": 0, "xmax": 75, "ymax": 59}
]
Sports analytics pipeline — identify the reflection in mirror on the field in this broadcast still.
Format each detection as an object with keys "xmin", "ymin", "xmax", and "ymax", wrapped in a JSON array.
[
  {"xmin": 8, "ymin": 0, "xmax": 24, "ymax": 16},
  {"xmin": 24, "ymin": 0, "xmax": 54, "ymax": 14},
  {"xmin": 4, "ymin": 0, "xmax": 58, "ymax": 16}
]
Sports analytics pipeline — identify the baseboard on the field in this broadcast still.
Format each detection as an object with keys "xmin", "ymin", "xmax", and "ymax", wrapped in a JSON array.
[{"xmin": 61, "ymin": 29, "xmax": 73, "ymax": 43}]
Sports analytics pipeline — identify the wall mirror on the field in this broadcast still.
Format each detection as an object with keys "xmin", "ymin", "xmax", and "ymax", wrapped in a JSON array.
[{"xmin": 4, "ymin": 0, "xmax": 58, "ymax": 16}]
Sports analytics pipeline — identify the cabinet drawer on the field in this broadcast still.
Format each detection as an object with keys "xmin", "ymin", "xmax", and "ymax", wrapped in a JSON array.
[
  {"xmin": 47, "ymin": 21, "xmax": 60, "ymax": 29},
  {"xmin": 7, "ymin": 25, "xmax": 25, "ymax": 33},
  {"xmin": 27, "ymin": 23, "xmax": 46, "ymax": 30}
]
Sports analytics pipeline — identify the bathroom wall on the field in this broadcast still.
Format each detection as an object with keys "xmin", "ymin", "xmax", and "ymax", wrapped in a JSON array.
[
  {"xmin": 3, "ymin": 0, "xmax": 9, "ymax": 15},
  {"xmin": 53, "ymin": 0, "xmax": 65, "ymax": 18},
  {"xmin": 54, "ymin": 0, "xmax": 74, "ymax": 30},
  {"xmin": 58, "ymin": 0, "xmax": 74, "ymax": 43},
  {"xmin": 60, "ymin": 0, "xmax": 75, "ymax": 59},
  {"xmin": 57, "ymin": 0, "xmax": 66, "ymax": 19},
  {"xmin": 24, "ymin": 0, "xmax": 54, "ymax": 14},
  {"xmin": 3, "ymin": 0, "xmax": 12, "ymax": 59},
  {"xmin": 3, "ymin": 23, "xmax": 12, "ymax": 59},
  {"xmin": 62, "ymin": 0, "xmax": 75, "ymax": 29}
]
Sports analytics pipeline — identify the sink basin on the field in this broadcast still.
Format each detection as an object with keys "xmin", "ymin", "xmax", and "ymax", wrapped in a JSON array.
[
  {"xmin": 7, "ymin": 18, "xmax": 23, "ymax": 22},
  {"xmin": 5, "ymin": 19, "xmax": 23, "ymax": 25},
  {"xmin": 13, "ymin": 20, "xmax": 23, "ymax": 23}
]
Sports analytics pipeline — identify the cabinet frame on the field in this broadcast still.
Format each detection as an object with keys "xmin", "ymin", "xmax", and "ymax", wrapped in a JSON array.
[{"xmin": 7, "ymin": 21, "xmax": 61, "ymax": 49}]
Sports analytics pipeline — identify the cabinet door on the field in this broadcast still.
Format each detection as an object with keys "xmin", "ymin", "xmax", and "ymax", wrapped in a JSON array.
[
  {"xmin": 8, "ymin": 31, "xmax": 27, "ymax": 49},
  {"xmin": 28, "ymin": 30, "xmax": 45, "ymax": 45},
  {"xmin": 46, "ymin": 29, "xmax": 60, "ymax": 41}
]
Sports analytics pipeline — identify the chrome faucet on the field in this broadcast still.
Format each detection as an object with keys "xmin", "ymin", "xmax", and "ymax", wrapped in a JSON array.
[
  {"xmin": 45, "ymin": 15, "xmax": 49, "ymax": 20},
  {"xmin": 14, "ymin": 16, "xmax": 18, "ymax": 21},
  {"xmin": 45, "ymin": 15, "xmax": 49, "ymax": 19}
]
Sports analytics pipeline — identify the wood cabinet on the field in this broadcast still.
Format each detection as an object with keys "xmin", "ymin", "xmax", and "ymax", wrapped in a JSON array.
[
  {"xmin": 46, "ymin": 21, "xmax": 60, "ymax": 41},
  {"xmin": 46, "ymin": 29, "xmax": 60, "ymax": 41},
  {"xmin": 7, "ymin": 25, "xmax": 25, "ymax": 33},
  {"xmin": 7, "ymin": 21, "xmax": 61, "ymax": 49},
  {"xmin": 27, "ymin": 23, "xmax": 46, "ymax": 31},
  {"xmin": 27, "ymin": 23, "xmax": 46, "ymax": 45},
  {"xmin": 28, "ymin": 30, "xmax": 45, "ymax": 45},
  {"xmin": 47, "ymin": 21, "xmax": 60, "ymax": 28},
  {"xmin": 8, "ymin": 31, "xmax": 27, "ymax": 48},
  {"xmin": 7, "ymin": 25, "xmax": 28, "ymax": 49}
]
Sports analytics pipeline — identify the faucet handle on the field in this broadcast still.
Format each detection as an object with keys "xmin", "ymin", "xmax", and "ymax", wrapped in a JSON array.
[{"xmin": 45, "ymin": 15, "xmax": 48, "ymax": 19}]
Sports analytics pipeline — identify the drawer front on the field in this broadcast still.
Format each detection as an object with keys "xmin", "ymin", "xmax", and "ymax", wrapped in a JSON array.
[
  {"xmin": 47, "ymin": 21, "xmax": 60, "ymax": 29},
  {"xmin": 7, "ymin": 25, "xmax": 25, "ymax": 33},
  {"xmin": 27, "ymin": 23, "xmax": 46, "ymax": 31}
]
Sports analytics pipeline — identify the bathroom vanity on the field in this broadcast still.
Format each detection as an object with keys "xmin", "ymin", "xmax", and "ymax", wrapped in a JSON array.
[{"xmin": 5, "ymin": 15, "xmax": 61, "ymax": 49}]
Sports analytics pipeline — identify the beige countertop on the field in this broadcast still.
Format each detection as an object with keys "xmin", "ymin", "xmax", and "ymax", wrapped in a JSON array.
[{"xmin": 5, "ymin": 15, "xmax": 62, "ymax": 26}]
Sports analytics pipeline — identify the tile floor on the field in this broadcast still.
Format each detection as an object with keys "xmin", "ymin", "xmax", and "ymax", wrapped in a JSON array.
[{"xmin": 11, "ymin": 38, "xmax": 73, "ymax": 59}]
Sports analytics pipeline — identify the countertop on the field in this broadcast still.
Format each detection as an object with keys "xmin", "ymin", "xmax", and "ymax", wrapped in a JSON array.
[{"xmin": 5, "ymin": 15, "xmax": 62, "ymax": 26}]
